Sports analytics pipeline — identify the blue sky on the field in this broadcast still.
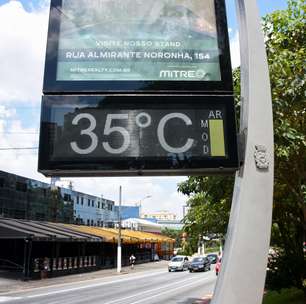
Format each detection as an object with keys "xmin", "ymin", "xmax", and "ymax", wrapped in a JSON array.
[
  {"xmin": 0, "ymin": 0, "xmax": 289, "ymax": 22},
  {"xmin": 0, "ymin": 0, "xmax": 289, "ymax": 217}
]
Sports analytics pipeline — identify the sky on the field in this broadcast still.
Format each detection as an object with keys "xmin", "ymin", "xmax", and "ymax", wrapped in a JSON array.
[{"xmin": 0, "ymin": 0, "xmax": 288, "ymax": 219}]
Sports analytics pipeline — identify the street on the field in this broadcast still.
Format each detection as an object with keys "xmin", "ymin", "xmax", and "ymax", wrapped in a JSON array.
[{"xmin": 0, "ymin": 266, "xmax": 216, "ymax": 304}]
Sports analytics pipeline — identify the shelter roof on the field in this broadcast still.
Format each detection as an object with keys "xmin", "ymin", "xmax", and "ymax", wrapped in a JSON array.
[{"xmin": 0, "ymin": 218, "xmax": 102, "ymax": 242}]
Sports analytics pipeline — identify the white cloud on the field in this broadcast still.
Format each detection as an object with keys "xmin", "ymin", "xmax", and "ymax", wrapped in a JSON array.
[
  {"xmin": 230, "ymin": 30, "xmax": 240, "ymax": 69},
  {"xmin": 0, "ymin": 1, "xmax": 49, "ymax": 105},
  {"xmin": 0, "ymin": 109, "xmax": 44, "ymax": 183}
]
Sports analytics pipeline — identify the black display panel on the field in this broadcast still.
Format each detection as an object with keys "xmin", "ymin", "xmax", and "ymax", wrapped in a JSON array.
[
  {"xmin": 38, "ymin": 95, "xmax": 238, "ymax": 176},
  {"xmin": 43, "ymin": 0, "xmax": 233, "ymax": 93}
]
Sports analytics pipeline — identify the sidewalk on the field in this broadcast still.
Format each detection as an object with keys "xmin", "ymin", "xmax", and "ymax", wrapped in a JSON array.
[{"xmin": 0, "ymin": 260, "xmax": 168, "ymax": 294}]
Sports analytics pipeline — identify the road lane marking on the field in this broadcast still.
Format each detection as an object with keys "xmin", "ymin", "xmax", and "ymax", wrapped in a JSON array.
[
  {"xmin": 103, "ymin": 275, "xmax": 208, "ymax": 304},
  {"xmin": 0, "ymin": 268, "xmax": 167, "ymax": 296},
  {"xmin": 4, "ymin": 270, "xmax": 168, "ymax": 300},
  {"xmin": 128, "ymin": 277, "xmax": 215, "ymax": 304},
  {"xmin": 0, "ymin": 297, "xmax": 21, "ymax": 303}
]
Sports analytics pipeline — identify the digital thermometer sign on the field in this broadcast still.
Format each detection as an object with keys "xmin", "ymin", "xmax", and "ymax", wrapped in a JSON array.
[{"xmin": 38, "ymin": 95, "xmax": 238, "ymax": 176}]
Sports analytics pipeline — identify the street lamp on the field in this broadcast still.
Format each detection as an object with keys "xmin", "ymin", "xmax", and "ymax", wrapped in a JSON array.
[{"xmin": 138, "ymin": 195, "xmax": 152, "ymax": 217}]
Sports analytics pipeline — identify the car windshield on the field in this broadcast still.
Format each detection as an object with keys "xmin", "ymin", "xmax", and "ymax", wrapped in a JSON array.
[
  {"xmin": 192, "ymin": 257, "xmax": 205, "ymax": 263},
  {"xmin": 171, "ymin": 257, "xmax": 183, "ymax": 262}
]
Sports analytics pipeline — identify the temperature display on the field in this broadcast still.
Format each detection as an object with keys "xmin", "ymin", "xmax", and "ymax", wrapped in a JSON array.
[{"xmin": 38, "ymin": 95, "xmax": 238, "ymax": 176}]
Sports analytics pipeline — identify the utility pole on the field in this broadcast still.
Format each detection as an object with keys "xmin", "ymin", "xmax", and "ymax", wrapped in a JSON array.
[{"xmin": 117, "ymin": 186, "xmax": 122, "ymax": 273}]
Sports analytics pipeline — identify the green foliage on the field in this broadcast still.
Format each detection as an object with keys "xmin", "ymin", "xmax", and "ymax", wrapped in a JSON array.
[
  {"xmin": 262, "ymin": 0, "xmax": 306, "ymax": 290},
  {"xmin": 262, "ymin": 288, "xmax": 305, "ymax": 304},
  {"xmin": 205, "ymin": 247, "xmax": 220, "ymax": 254},
  {"xmin": 178, "ymin": 0, "xmax": 305, "ymax": 289},
  {"xmin": 161, "ymin": 228, "xmax": 182, "ymax": 248},
  {"xmin": 178, "ymin": 176, "xmax": 234, "ymax": 254}
]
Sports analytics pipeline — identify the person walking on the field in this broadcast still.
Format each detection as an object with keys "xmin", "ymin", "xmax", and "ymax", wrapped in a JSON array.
[{"xmin": 129, "ymin": 254, "xmax": 136, "ymax": 269}]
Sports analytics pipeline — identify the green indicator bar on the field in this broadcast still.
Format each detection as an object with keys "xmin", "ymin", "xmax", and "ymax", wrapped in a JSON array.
[{"xmin": 209, "ymin": 120, "xmax": 226, "ymax": 157}]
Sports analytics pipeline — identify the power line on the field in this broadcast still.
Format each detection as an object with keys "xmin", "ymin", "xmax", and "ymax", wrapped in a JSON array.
[
  {"xmin": 0, "ymin": 132, "xmax": 39, "ymax": 135},
  {"xmin": 0, "ymin": 147, "xmax": 39, "ymax": 151}
]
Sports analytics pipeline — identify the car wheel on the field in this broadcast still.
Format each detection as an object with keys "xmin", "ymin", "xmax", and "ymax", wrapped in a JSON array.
[{"xmin": 189, "ymin": 269, "xmax": 193, "ymax": 273}]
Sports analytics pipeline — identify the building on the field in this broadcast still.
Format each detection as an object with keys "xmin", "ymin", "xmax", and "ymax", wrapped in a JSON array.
[
  {"xmin": 0, "ymin": 171, "xmax": 73, "ymax": 223},
  {"xmin": 157, "ymin": 220, "xmax": 183, "ymax": 231},
  {"xmin": 0, "ymin": 171, "xmax": 117, "ymax": 227},
  {"xmin": 114, "ymin": 205, "xmax": 140, "ymax": 220},
  {"xmin": 0, "ymin": 217, "xmax": 175, "ymax": 279},
  {"xmin": 60, "ymin": 187, "xmax": 117, "ymax": 227},
  {"xmin": 142, "ymin": 211, "xmax": 177, "ymax": 221},
  {"xmin": 121, "ymin": 218, "xmax": 162, "ymax": 234}
]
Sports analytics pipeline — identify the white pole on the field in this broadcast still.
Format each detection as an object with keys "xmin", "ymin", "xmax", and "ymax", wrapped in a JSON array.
[
  {"xmin": 117, "ymin": 186, "xmax": 122, "ymax": 273},
  {"xmin": 211, "ymin": 0, "xmax": 274, "ymax": 303}
]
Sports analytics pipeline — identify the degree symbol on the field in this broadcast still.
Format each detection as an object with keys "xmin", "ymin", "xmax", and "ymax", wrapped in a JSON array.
[{"xmin": 136, "ymin": 112, "xmax": 151, "ymax": 129}]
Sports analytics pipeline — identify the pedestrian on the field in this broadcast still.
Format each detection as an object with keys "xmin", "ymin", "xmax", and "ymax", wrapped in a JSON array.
[{"xmin": 129, "ymin": 254, "xmax": 136, "ymax": 269}]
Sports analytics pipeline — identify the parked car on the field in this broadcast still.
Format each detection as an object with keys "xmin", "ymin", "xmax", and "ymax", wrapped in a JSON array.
[
  {"xmin": 206, "ymin": 253, "xmax": 218, "ymax": 264},
  {"xmin": 168, "ymin": 255, "xmax": 189, "ymax": 272},
  {"xmin": 215, "ymin": 257, "xmax": 222, "ymax": 276},
  {"xmin": 189, "ymin": 256, "xmax": 211, "ymax": 272}
]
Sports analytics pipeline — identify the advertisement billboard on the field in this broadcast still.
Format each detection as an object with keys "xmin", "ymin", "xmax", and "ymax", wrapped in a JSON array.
[
  {"xmin": 57, "ymin": 0, "xmax": 220, "ymax": 81},
  {"xmin": 43, "ymin": 0, "xmax": 233, "ymax": 93}
]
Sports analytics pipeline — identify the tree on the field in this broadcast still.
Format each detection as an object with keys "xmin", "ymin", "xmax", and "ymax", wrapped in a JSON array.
[
  {"xmin": 262, "ymin": 0, "xmax": 305, "ymax": 290},
  {"xmin": 178, "ymin": 176, "xmax": 234, "ymax": 254},
  {"xmin": 161, "ymin": 228, "xmax": 183, "ymax": 248},
  {"xmin": 178, "ymin": 0, "xmax": 305, "ymax": 290}
]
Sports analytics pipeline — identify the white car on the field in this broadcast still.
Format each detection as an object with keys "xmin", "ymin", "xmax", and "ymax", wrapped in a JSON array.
[{"xmin": 168, "ymin": 256, "xmax": 189, "ymax": 272}]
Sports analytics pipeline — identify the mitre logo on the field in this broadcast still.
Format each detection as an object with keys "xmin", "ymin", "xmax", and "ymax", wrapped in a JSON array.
[{"xmin": 159, "ymin": 69, "xmax": 206, "ymax": 79}]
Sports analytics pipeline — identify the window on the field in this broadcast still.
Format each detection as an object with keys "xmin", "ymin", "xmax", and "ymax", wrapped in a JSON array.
[
  {"xmin": 0, "ymin": 178, "xmax": 4, "ymax": 188},
  {"xmin": 92, "ymin": 200, "xmax": 94, "ymax": 207},
  {"xmin": 81, "ymin": 197, "xmax": 84, "ymax": 205},
  {"xmin": 16, "ymin": 182, "xmax": 27, "ymax": 192},
  {"xmin": 64, "ymin": 193, "xmax": 71, "ymax": 201},
  {"xmin": 87, "ymin": 219, "xmax": 90, "ymax": 226},
  {"xmin": 98, "ymin": 202, "xmax": 100, "ymax": 208},
  {"xmin": 102, "ymin": 202, "xmax": 105, "ymax": 209},
  {"xmin": 77, "ymin": 196, "xmax": 79, "ymax": 204},
  {"xmin": 88, "ymin": 199, "xmax": 90, "ymax": 207},
  {"xmin": 91, "ymin": 219, "xmax": 94, "ymax": 226}
]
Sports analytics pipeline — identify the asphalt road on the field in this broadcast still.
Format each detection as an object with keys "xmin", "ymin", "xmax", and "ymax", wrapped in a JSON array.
[{"xmin": 0, "ymin": 267, "xmax": 216, "ymax": 304}]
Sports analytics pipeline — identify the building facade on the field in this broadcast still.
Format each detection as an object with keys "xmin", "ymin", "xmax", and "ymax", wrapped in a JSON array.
[
  {"xmin": 114, "ymin": 205, "xmax": 140, "ymax": 220},
  {"xmin": 142, "ymin": 211, "xmax": 177, "ymax": 221},
  {"xmin": 0, "ymin": 171, "xmax": 117, "ymax": 226},
  {"xmin": 0, "ymin": 171, "xmax": 73, "ymax": 223},
  {"xmin": 121, "ymin": 218, "xmax": 162, "ymax": 234},
  {"xmin": 61, "ymin": 187, "xmax": 117, "ymax": 227}
]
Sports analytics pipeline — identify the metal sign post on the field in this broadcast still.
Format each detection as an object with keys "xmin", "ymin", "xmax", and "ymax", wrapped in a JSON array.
[
  {"xmin": 117, "ymin": 185, "xmax": 122, "ymax": 273},
  {"xmin": 211, "ymin": 0, "xmax": 274, "ymax": 303}
]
